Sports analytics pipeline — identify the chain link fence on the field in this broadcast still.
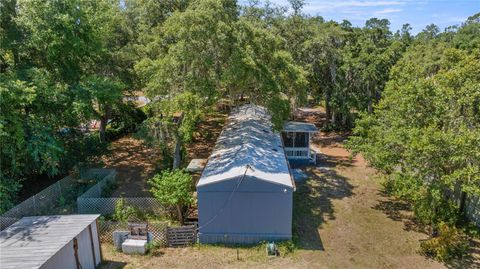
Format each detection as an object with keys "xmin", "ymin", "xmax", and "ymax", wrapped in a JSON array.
[
  {"xmin": 466, "ymin": 195, "xmax": 480, "ymax": 226},
  {"xmin": 78, "ymin": 197, "xmax": 170, "ymax": 215},
  {"xmin": 0, "ymin": 168, "xmax": 115, "ymax": 230},
  {"xmin": 77, "ymin": 170, "xmax": 170, "ymax": 216}
]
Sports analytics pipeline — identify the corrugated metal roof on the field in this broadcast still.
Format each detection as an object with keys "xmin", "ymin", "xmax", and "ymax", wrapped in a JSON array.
[
  {"xmin": 283, "ymin": 121, "xmax": 319, "ymax": 132},
  {"xmin": 0, "ymin": 214, "xmax": 99, "ymax": 269},
  {"xmin": 197, "ymin": 104, "xmax": 293, "ymax": 188}
]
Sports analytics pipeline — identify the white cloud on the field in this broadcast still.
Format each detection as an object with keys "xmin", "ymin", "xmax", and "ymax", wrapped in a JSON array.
[
  {"xmin": 373, "ymin": 8, "xmax": 403, "ymax": 15},
  {"xmin": 294, "ymin": 0, "xmax": 409, "ymax": 20},
  {"xmin": 302, "ymin": 0, "xmax": 406, "ymax": 13}
]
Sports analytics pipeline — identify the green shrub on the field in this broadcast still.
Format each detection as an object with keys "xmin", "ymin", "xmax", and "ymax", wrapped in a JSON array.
[
  {"xmin": 277, "ymin": 240, "xmax": 296, "ymax": 256},
  {"xmin": 149, "ymin": 169, "xmax": 193, "ymax": 223},
  {"xmin": 382, "ymin": 174, "xmax": 459, "ymax": 225},
  {"xmin": 146, "ymin": 241, "xmax": 161, "ymax": 254},
  {"xmin": 113, "ymin": 198, "xmax": 140, "ymax": 222},
  {"xmin": 420, "ymin": 222, "xmax": 469, "ymax": 261},
  {"xmin": 0, "ymin": 175, "xmax": 21, "ymax": 214}
]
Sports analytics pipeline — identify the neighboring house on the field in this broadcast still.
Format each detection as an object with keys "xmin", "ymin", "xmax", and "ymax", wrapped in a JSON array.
[
  {"xmin": 282, "ymin": 121, "xmax": 319, "ymax": 165},
  {"xmin": 197, "ymin": 105, "xmax": 295, "ymax": 244},
  {"xmin": 0, "ymin": 215, "xmax": 101, "ymax": 269}
]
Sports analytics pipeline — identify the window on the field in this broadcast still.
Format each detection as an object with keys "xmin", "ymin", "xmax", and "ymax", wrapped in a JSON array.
[
  {"xmin": 282, "ymin": 132, "xmax": 308, "ymax": 147},
  {"xmin": 294, "ymin": 132, "xmax": 308, "ymax": 147},
  {"xmin": 282, "ymin": 132, "xmax": 294, "ymax": 147}
]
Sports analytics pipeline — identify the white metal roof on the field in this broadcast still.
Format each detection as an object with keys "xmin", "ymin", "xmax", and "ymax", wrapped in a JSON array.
[
  {"xmin": 197, "ymin": 104, "xmax": 293, "ymax": 188},
  {"xmin": 283, "ymin": 121, "xmax": 319, "ymax": 133},
  {"xmin": 0, "ymin": 214, "xmax": 99, "ymax": 269}
]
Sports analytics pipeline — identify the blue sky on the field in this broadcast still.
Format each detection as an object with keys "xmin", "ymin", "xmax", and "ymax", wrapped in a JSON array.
[{"xmin": 244, "ymin": 0, "xmax": 480, "ymax": 34}]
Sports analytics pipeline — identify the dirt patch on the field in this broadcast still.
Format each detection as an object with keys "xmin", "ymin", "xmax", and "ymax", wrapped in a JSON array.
[
  {"xmin": 99, "ymin": 107, "xmax": 459, "ymax": 268},
  {"xmin": 95, "ymin": 136, "xmax": 162, "ymax": 197},
  {"xmin": 94, "ymin": 112, "xmax": 227, "ymax": 197},
  {"xmin": 186, "ymin": 112, "xmax": 227, "ymax": 160}
]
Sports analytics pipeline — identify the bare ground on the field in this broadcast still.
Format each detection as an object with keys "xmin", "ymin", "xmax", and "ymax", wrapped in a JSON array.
[
  {"xmin": 96, "ymin": 136, "xmax": 161, "ymax": 197},
  {"xmin": 94, "ymin": 112, "xmax": 227, "ymax": 197},
  {"xmin": 97, "ymin": 107, "xmax": 480, "ymax": 268}
]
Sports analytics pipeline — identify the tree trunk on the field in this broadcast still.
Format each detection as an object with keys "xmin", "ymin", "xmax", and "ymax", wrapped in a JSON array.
[
  {"xmin": 176, "ymin": 204, "xmax": 184, "ymax": 225},
  {"xmin": 99, "ymin": 105, "xmax": 111, "ymax": 143},
  {"xmin": 325, "ymin": 91, "xmax": 332, "ymax": 123},
  {"xmin": 99, "ymin": 116, "xmax": 108, "ymax": 143},
  {"xmin": 341, "ymin": 113, "xmax": 348, "ymax": 128},
  {"xmin": 459, "ymin": 191, "xmax": 467, "ymax": 219},
  {"xmin": 290, "ymin": 97, "xmax": 296, "ymax": 120},
  {"xmin": 172, "ymin": 136, "xmax": 182, "ymax": 169}
]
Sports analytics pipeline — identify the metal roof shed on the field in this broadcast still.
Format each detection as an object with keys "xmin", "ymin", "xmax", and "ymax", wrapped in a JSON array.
[
  {"xmin": 197, "ymin": 105, "xmax": 294, "ymax": 244},
  {"xmin": 0, "ymin": 215, "xmax": 101, "ymax": 269}
]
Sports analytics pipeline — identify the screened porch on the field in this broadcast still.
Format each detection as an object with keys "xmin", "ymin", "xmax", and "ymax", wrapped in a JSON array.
[{"xmin": 282, "ymin": 121, "xmax": 319, "ymax": 165}]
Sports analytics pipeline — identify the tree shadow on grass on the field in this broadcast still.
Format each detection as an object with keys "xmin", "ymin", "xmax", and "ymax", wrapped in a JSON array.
[
  {"xmin": 372, "ymin": 191, "xmax": 429, "ymax": 234},
  {"xmin": 444, "ymin": 238, "xmax": 480, "ymax": 269},
  {"xmin": 293, "ymin": 164, "xmax": 354, "ymax": 251},
  {"xmin": 316, "ymin": 153, "xmax": 355, "ymax": 168},
  {"xmin": 373, "ymin": 191, "xmax": 480, "ymax": 268}
]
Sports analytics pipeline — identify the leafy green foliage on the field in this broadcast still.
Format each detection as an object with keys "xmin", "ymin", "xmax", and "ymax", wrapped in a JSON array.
[
  {"xmin": 420, "ymin": 222, "xmax": 470, "ymax": 261},
  {"xmin": 1, "ymin": 0, "xmax": 479, "ymax": 245},
  {"xmin": 0, "ymin": 176, "xmax": 21, "ymax": 213},
  {"xmin": 148, "ymin": 169, "xmax": 194, "ymax": 208},
  {"xmin": 0, "ymin": 0, "xmax": 132, "ymax": 212},
  {"xmin": 347, "ymin": 17, "xmax": 480, "ymax": 227},
  {"xmin": 113, "ymin": 198, "xmax": 139, "ymax": 223}
]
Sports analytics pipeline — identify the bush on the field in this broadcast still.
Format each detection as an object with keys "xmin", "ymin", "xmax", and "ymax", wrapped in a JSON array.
[
  {"xmin": 113, "ymin": 198, "xmax": 140, "ymax": 223},
  {"xmin": 277, "ymin": 240, "xmax": 296, "ymax": 256},
  {"xmin": 149, "ymin": 169, "xmax": 193, "ymax": 223},
  {"xmin": 420, "ymin": 222, "xmax": 470, "ymax": 261},
  {"xmin": 382, "ymin": 174, "xmax": 459, "ymax": 225},
  {"xmin": 0, "ymin": 175, "xmax": 21, "ymax": 214}
]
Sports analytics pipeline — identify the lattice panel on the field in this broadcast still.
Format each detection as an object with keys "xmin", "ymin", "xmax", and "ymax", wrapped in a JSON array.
[{"xmin": 98, "ymin": 220, "xmax": 168, "ymax": 247}]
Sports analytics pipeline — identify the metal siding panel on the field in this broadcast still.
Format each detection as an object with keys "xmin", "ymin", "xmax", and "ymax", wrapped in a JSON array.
[
  {"xmin": 91, "ymin": 221, "xmax": 102, "ymax": 266},
  {"xmin": 198, "ymin": 186, "xmax": 292, "ymax": 244},
  {"xmin": 77, "ymin": 226, "xmax": 96, "ymax": 269},
  {"xmin": 40, "ymin": 241, "xmax": 76, "ymax": 269},
  {"xmin": 40, "ymin": 224, "xmax": 100, "ymax": 269}
]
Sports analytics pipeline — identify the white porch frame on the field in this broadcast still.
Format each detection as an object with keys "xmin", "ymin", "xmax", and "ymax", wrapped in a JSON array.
[{"xmin": 283, "ymin": 131, "xmax": 316, "ymax": 164}]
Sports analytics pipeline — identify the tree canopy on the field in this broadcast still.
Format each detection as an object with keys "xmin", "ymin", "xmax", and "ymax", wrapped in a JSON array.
[
  {"xmin": 1, "ymin": 0, "xmax": 479, "ymax": 238},
  {"xmin": 347, "ymin": 17, "xmax": 480, "ymax": 225}
]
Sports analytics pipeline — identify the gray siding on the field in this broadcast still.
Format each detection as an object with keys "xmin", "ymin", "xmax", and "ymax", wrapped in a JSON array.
[
  {"xmin": 198, "ymin": 177, "xmax": 293, "ymax": 244},
  {"xmin": 41, "ymin": 222, "xmax": 101, "ymax": 269}
]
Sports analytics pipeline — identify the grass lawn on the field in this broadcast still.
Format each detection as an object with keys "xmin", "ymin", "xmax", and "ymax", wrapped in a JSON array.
[
  {"xmin": 99, "ymin": 140, "xmax": 446, "ymax": 268},
  {"xmin": 99, "ymin": 107, "xmax": 478, "ymax": 268}
]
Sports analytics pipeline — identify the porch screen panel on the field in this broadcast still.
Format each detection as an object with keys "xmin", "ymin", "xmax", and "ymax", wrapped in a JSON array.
[{"xmin": 294, "ymin": 132, "xmax": 308, "ymax": 147}]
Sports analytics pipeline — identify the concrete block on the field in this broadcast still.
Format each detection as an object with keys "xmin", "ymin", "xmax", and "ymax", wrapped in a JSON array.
[
  {"xmin": 122, "ymin": 239, "xmax": 148, "ymax": 255},
  {"xmin": 113, "ymin": 231, "xmax": 129, "ymax": 251}
]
